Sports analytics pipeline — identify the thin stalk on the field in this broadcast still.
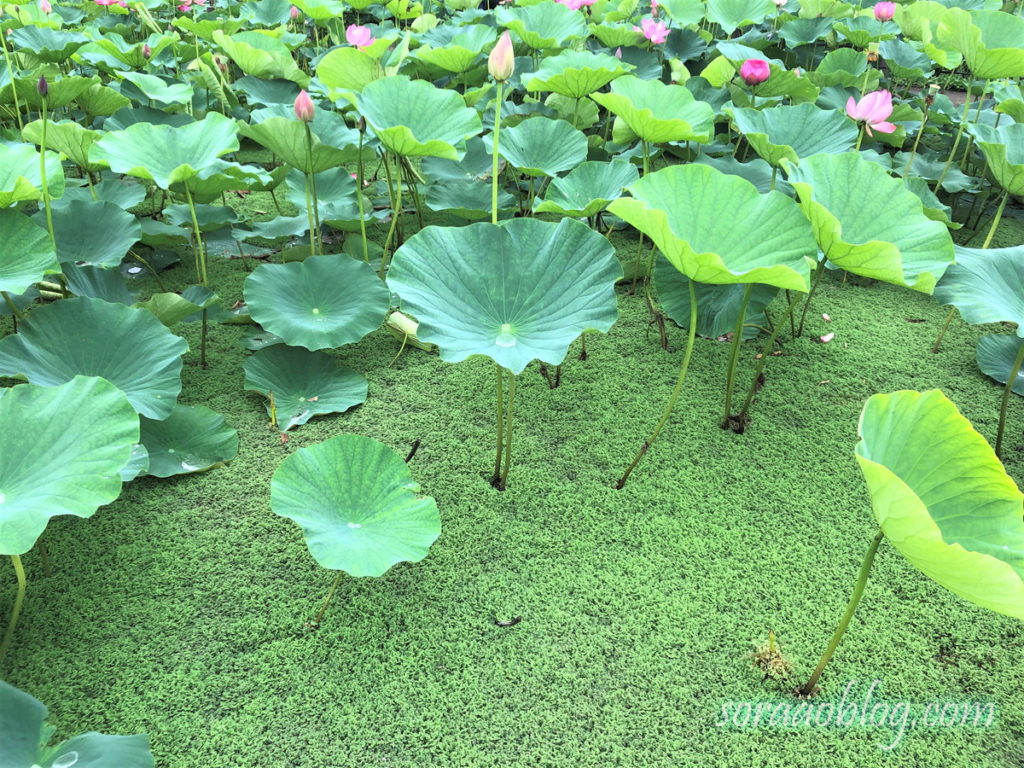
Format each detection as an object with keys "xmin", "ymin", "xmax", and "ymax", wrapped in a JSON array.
[
  {"xmin": 38, "ymin": 97, "xmax": 55, "ymax": 248},
  {"xmin": 933, "ymin": 90, "xmax": 974, "ymax": 193},
  {"xmin": 994, "ymin": 336, "xmax": 1024, "ymax": 457},
  {"xmin": 630, "ymin": 141, "xmax": 651, "ymax": 293},
  {"xmin": 854, "ymin": 124, "xmax": 865, "ymax": 152},
  {"xmin": 498, "ymin": 370, "xmax": 517, "ymax": 490},
  {"xmin": 796, "ymin": 257, "xmax": 827, "ymax": 337},
  {"xmin": 314, "ymin": 571, "xmax": 344, "ymax": 624},
  {"xmin": 2, "ymin": 291, "xmax": 24, "ymax": 326},
  {"xmin": 379, "ymin": 153, "xmax": 404, "ymax": 278},
  {"xmin": 981, "ymin": 189, "xmax": 1010, "ymax": 249},
  {"xmin": 303, "ymin": 122, "xmax": 321, "ymax": 257},
  {"xmin": 356, "ymin": 126, "xmax": 369, "ymax": 263},
  {"xmin": 721, "ymin": 283, "xmax": 753, "ymax": 429},
  {"xmin": 931, "ymin": 307, "xmax": 956, "ymax": 354},
  {"xmin": 616, "ymin": 280, "xmax": 698, "ymax": 489},
  {"xmin": 769, "ymin": 165, "xmax": 778, "ymax": 191},
  {"xmin": 491, "ymin": 80, "xmax": 504, "ymax": 225},
  {"xmin": 492, "ymin": 363, "xmax": 504, "ymax": 483},
  {"xmin": 0, "ymin": 555, "xmax": 26, "ymax": 666},
  {"xmin": 901, "ymin": 103, "xmax": 930, "ymax": 176},
  {"xmin": 735, "ymin": 292, "xmax": 800, "ymax": 425},
  {"xmin": 183, "ymin": 185, "xmax": 209, "ymax": 368},
  {"xmin": 0, "ymin": 30, "xmax": 23, "ymax": 132},
  {"xmin": 799, "ymin": 530, "xmax": 884, "ymax": 696},
  {"xmin": 402, "ymin": 158, "xmax": 425, "ymax": 230}
]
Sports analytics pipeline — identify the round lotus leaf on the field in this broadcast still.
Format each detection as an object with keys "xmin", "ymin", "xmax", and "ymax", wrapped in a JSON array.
[
  {"xmin": 495, "ymin": 2, "xmax": 588, "ymax": 50},
  {"xmin": 425, "ymin": 180, "xmax": 517, "ymax": 221},
  {"xmin": 934, "ymin": 245, "xmax": 1024, "ymax": 333},
  {"xmin": 270, "ymin": 434, "xmax": 441, "ymax": 577},
  {"xmin": 970, "ymin": 122, "xmax": 1024, "ymax": 196},
  {"xmin": 212, "ymin": 30, "xmax": 309, "ymax": 86},
  {"xmin": 730, "ymin": 103, "xmax": 858, "ymax": 167},
  {"xmin": 608, "ymin": 164, "xmax": 816, "ymax": 291},
  {"xmin": 243, "ymin": 345, "xmax": 369, "ymax": 432},
  {"xmin": 706, "ymin": 0, "xmax": 775, "ymax": 34},
  {"xmin": 140, "ymin": 404, "xmax": 239, "ymax": 478},
  {"xmin": 0, "ymin": 297, "xmax": 188, "ymax": 420},
  {"xmin": 386, "ymin": 218, "xmax": 621, "ymax": 374},
  {"xmin": 976, "ymin": 334, "xmax": 1024, "ymax": 396},
  {"xmin": 41, "ymin": 199, "xmax": 141, "ymax": 268},
  {"xmin": 590, "ymin": 76, "xmax": 716, "ymax": 144},
  {"xmin": 413, "ymin": 24, "xmax": 496, "ymax": 73},
  {"xmin": 0, "ymin": 376, "xmax": 139, "ymax": 556},
  {"xmin": 524, "ymin": 50, "xmax": 633, "ymax": 99},
  {"xmin": 534, "ymin": 160, "xmax": 639, "ymax": 218},
  {"xmin": 498, "ymin": 117, "xmax": 588, "ymax": 178},
  {"xmin": 785, "ymin": 153, "xmax": 955, "ymax": 293},
  {"xmin": 356, "ymin": 76, "xmax": 482, "ymax": 160},
  {"xmin": 0, "ymin": 210, "xmax": 59, "ymax": 296},
  {"xmin": 938, "ymin": 9, "xmax": 1024, "ymax": 79},
  {"xmin": 857, "ymin": 389, "xmax": 1024, "ymax": 619},
  {"xmin": 0, "ymin": 144, "xmax": 65, "ymax": 208},
  {"xmin": 243, "ymin": 253, "xmax": 390, "ymax": 351}
]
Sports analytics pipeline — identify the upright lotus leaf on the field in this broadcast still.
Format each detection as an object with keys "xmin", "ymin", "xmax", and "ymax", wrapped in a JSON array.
[
  {"xmin": 785, "ymin": 153, "xmax": 955, "ymax": 293},
  {"xmin": 977, "ymin": 334, "xmax": 1024, "ymax": 395},
  {"xmin": 10, "ymin": 26, "xmax": 89, "ymax": 62},
  {"xmin": 0, "ymin": 680, "xmax": 154, "ymax": 767},
  {"xmin": 934, "ymin": 245, "xmax": 1024, "ymax": 333},
  {"xmin": 89, "ymin": 112, "xmax": 240, "ymax": 191},
  {"xmin": 118, "ymin": 72, "xmax": 194, "ymax": 108},
  {"xmin": 994, "ymin": 82, "xmax": 1024, "ymax": 124},
  {"xmin": 244, "ymin": 254, "xmax": 390, "ymax": 351},
  {"xmin": 534, "ymin": 160, "xmax": 639, "ymax": 217},
  {"xmin": 76, "ymin": 83, "xmax": 132, "ymax": 118},
  {"xmin": 970, "ymin": 123, "xmax": 1024, "ymax": 195},
  {"xmin": 316, "ymin": 47, "xmax": 379, "ymax": 99},
  {"xmin": 243, "ymin": 345, "xmax": 368, "ymax": 432},
  {"xmin": 42, "ymin": 200, "xmax": 141, "ymax": 268},
  {"xmin": 62, "ymin": 264, "xmax": 136, "ymax": 306},
  {"xmin": 498, "ymin": 117, "xmax": 588, "ymax": 177},
  {"xmin": 779, "ymin": 17, "xmax": 835, "ymax": 47},
  {"xmin": 588, "ymin": 22, "xmax": 643, "ymax": 48},
  {"xmin": 495, "ymin": 2, "xmax": 588, "ymax": 49},
  {"xmin": 0, "ymin": 210, "xmax": 59, "ymax": 296},
  {"xmin": 413, "ymin": 24, "xmax": 496, "ymax": 73},
  {"xmin": 271, "ymin": 434, "xmax": 441, "ymax": 578},
  {"xmin": 425, "ymin": 180, "xmax": 517, "ymax": 221},
  {"xmin": 730, "ymin": 103, "xmax": 858, "ymax": 167},
  {"xmin": 238, "ymin": 114, "xmax": 360, "ymax": 175},
  {"xmin": 524, "ymin": 50, "xmax": 633, "ymax": 99},
  {"xmin": 590, "ymin": 76, "xmax": 715, "ymax": 144},
  {"xmin": 879, "ymin": 38, "xmax": 935, "ymax": 80},
  {"xmin": 938, "ymin": 9, "xmax": 1024, "ymax": 78},
  {"xmin": 21, "ymin": 120, "xmax": 103, "ymax": 171},
  {"xmin": 356, "ymin": 76, "xmax": 482, "ymax": 160},
  {"xmin": 0, "ymin": 298, "xmax": 188, "ymax": 419},
  {"xmin": 608, "ymin": 165, "xmax": 816, "ymax": 291},
  {"xmin": 0, "ymin": 377, "xmax": 138, "ymax": 556},
  {"xmin": 856, "ymin": 389, "xmax": 1024, "ymax": 619},
  {"xmin": 0, "ymin": 144, "xmax": 64, "ymax": 208},
  {"xmin": 706, "ymin": 0, "xmax": 775, "ymax": 34},
  {"xmin": 386, "ymin": 218, "xmax": 622, "ymax": 374},
  {"xmin": 139, "ymin": 405, "xmax": 238, "ymax": 478},
  {"xmin": 7, "ymin": 75, "xmax": 99, "ymax": 111},
  {"xmin": 213, "ymin": 30, "xmax": 309, "ymax": 86}
]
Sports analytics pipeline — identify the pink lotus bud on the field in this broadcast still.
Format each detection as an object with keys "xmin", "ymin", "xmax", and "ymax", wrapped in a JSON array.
[
  {"xmin": 289, "ymin": 4, "xmax": 299, "ymax": 17},
  {"xmin": 345, "ymin": 24, "xmax": 374, "ymax": 50},
  {"xmin": 873, "ymin": 1, "xmax": 895, "ymax": 20},
  {"xmin": 739, "ymin": 59, "xmax": 770, "ymax": 86},
  {"xmin": 294, "ymin": 89, "xmax": 314, "ymax": 122},
  {"xmin": 614, "ymin": 47, "xmax": 622, "ymax": 59},
  {"xmin": 488, "ymin": 30, "xmax": 514, "ymax": 82},
  {"xmin": 142, "ymin": 43, "xmax": 151, "ymax": 58},
  {"xmin": 37, "ymin": 75, "xmax": 48, "ymax": 97},
  {"xmin": 39, "ymin": 0, "xmax": 52, "ymax": 13}
]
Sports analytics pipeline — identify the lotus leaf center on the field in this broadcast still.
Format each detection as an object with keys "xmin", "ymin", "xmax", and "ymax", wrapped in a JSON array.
[{"xmin": 495, "ymin": 323, "xmax": 517, "ymax": 348}]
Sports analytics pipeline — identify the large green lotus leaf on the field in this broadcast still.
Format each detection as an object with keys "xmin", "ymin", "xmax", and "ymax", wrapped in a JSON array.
[
  {"xmin": 970, "ymin": 122, "xmax": 1024, "ymax": 195},
  {"xmin": 590, "ymin": 76, "xmax": 715, "ymax": 144},
  {"xmin": 588, "ymin": 22, "xmax": 643, "ymax": 48},
  {"xmin": 238, "ymin": 116, "xmax": 351, "ymax": 174},
  {"xmin": 654, "ymin": 257, "xmax": 778, "ymax": 341},
  {"xmin": 413, "ymin": 24, "xmax": 495, "ymax": 73},
  {"xmin": 0, "ymin": 143, "xmax": 65, "ymax": 208},
  {"xmin": 62, "ymin": 263, "xmax": 136, "ymax": 306},
  {"xmin": 316, "ymin": 47, "xmax": 379, "ymax": 99},
  {"xmin": 524, "ymin": 50, "xmax": 632, "ymax": 99},
  {"xmin": 498, "ymin": 117, "xmax": 587, "ymax": 177},
  {"xmin": 356, "ymin": 76, "xmax": 481, "ymax": 160},
  {"xmin": 706, "ymin": 0, "xmax": 775, "ymax": 34},
  {"xmin": 730, "ymin": 103, "xmax": 857, "ymax": 167},
  {"xmin": 213, "ymin": 30, "xmax": 309, "ymax": 86},
  {"xmin": 994, "ymin": 82, "xmax": 1024, "ymax": 124},
  {"xmin": 0, "ymin": 210, "xmax": 59, "ymax": 296},
  {"xmin": 880, "ymin": 38, "xmax": 935, "ymax": 80},
  {"xmin": 779, "ymin": 17, "xmax": 835, "ymax": 47},
  {"xmin": 243, "ymin": 344, "xmax": 368, "ymax": 432},
  {"xmin": 496, "ymin": 2, "xmax": 588, "ymax": 49},
  {"xmin": 118, "ymin": 71, "xmax": 194, "ymax": 107},
  {"xmin": 0, "ymin": 297, "xmax": 188, "ymax": 419},
  {"xmin": 10, "ymin": 26, "xmax": 89, "ymax": 62},
  {"xmin": 856, "ymin": 389, "xmax": 1024, "ymax": 619},
  {"xmin": 21, "ymin": 119, "xmax": 102, "ymax": 171},
  {"xmin": 896, "ymin": 1, "xmax": 963, "ymax": 69},
  {"xmin": 534, "ymin": 159, "xmax": 639, "ymax": 217},
  {"xmin": 938, "ymin": 9, "xmax": 1024, "ymax": 78},
  {"xmin": 244, "ymin": 254, "xmax": 389, "ymax": 351},
  {"xmin": 424, "ymin": 180, "xmax": 517, "ymax": 221},
  {"xmin": 271, "ymin": 434, "xmax": 440, "ymax": 577},
  {"xmin": 386, "ymin": 218, "xmax": 621, "ymax": 374},
  {"xmin": 76, "ymin": 83, "xmax": 132, "ymax": 118},
  {"xmin": 785, "ymin": 153, "xmax": 954, "ymax": 293},
  {"xmin": 934, "ymin": 245, "xmax": 1024, "ymax": 333},
  {"xmin": 89, "ymin": 112, "xmax": 239, "ymax": 191},
  {"xmin": 608, "ymin": 165, "xmax": 815, "ymax": 291},
  {"xmin": 7, "ymin": 75, "xmax": 99, "ymax": 111},
  {"xmin": 139, "ymin": 404, "xmax": 238, "ymax": 478},
  {"xmin": 39, "ymin": 199, "xmax": 140, "ymax": 268},
  {"xmin": 0, "ymin": 376, "xmax": 138, "ymax": 556},
  {"xmin": 834, "ymin": 16, "xmax": 897, "ymax": 48},
  {"xmin": 977, "ymin": 334, "xmax": 1024, "ymax": 395},
  {"xmin": 0, "ymin": 680, "xmax": 154, "ymax": 767}
]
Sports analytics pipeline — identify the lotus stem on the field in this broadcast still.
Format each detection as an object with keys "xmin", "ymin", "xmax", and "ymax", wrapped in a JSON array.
[
  {"xmin": 0, "ymin": 30, "xmax": 23, "ymax": 132},
  {"xmin": 795, "ymin": 256, "xmax": 827, "ymax": 338},
  {"xmin": 799, "ymin": 529, "xmax": 884, "ymax": 696},
  {"xmin": 0, "ymin": 555, "xmax": 26, "ymax": 667},
  {"xmin": 355, "ymin": 128, "xmax": 369, "ymax": 263},
  {"xmin": 491, "ymin": 80, "xmax": 504, "ymax": 225},
  {"xmin": 379, "ymin": 153, "xmax": 403, "ymax": 278},
  {"xmin": 931, "ymin": 307, "xmax": 956, "ymax": 354},
  {"xmin": 854, "ymin": 124, "xmax": 865, "ymax": 152},
  {"xmin": 769, "ymin": 165, "xmax": 778, "ymax": 191},
  {"xmin": 630, "ymin": 141, "xmax": 651, "ymax": 294},
  {"xmin": 902, "ymin": 101, "xmax": 930, "ymax": 177},
  {"xmin": 994, "ymin": 335, "xmax": 1024, "ymax": 457},
  {"xmin": 616, "ymin": 280, "xmax": 698, "ymax": 489},
  {"xmin": 38, "ymin": 542, "xmax": 50, "ymax": 577},
  {"xmin": 303, "ymin": 122, "xmax": 321, "ymax": 258},
  {"xmin": 981, "ymin": 189, "xmax": 1010, "ymax": 249},
  {"xmin": 721, "ymin": 283, "xmax": 753, "ymax": 429},
  {"xmin": 182, "ymin": 185, "xmax": 209, "ymax": 369},
  {"xmin": 492, "ymin": 363, "xmax": 504, "ymax": 484},
  {"xmin": 314, "ymin": 570, "xmax": 344, "ymax": 625},
  {"xmin": 2, "ymin": 291, "xmax": 23, "ymax": 329},
  {"xmin": 933, "ymin": 89, "xmax": 974, "ymax": 194},
  {"xmin": 402, "ymin": 158, "xmax": 425, "ymax": 230},
  {"xmin": 38, "ymin": 95, "xmax": 55, "ymax": 250},
  {"xmin": 498, "ymin": 371, "xmax": 517, "ymax": 490},
  {"xmin": 735, "ymin": 291, "xmax": 800, "ymax": 427}
]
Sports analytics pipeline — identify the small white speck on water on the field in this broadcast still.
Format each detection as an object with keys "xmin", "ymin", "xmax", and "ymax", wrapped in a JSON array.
[{"xmin": 347, "ymin": 522, "xmax": 362, "ymax": 529}]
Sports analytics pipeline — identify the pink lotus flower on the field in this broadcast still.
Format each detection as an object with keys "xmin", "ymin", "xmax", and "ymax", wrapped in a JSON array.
[
  {"xmin": 488, "ymin": 30, "xmax": 514, "ymax": 82},
  {"xmin": 294, "ymin": 89, "xmax": 314, "ymax": 122},
  {"xmin": 873, "ymin": 1, "xmax": 895, "ymax": 20},
  {"xmin": 614, "ymin": 46, "xmax": 622, "ymax": 59},
  {"xmin": 846, "ymin": 89, "xmax": 896, "ymax": 135},
  {"xmin": 142, "ymin": 43, "xmax": 151, "ymax": 58},
  {"xmin": 176, "ymin": 0, "xmax": 206, "ymax": 12},
  {"xmin": 346, "ymin": 24, "xmax": 373, "ymax": 49},
  {"xmin": 94, "ymin": 0, "xmax": 128, "ymax": 7},
  {"xmin": 289, "ymin": 4, "xmax": 299, "ymax": 18},
  {"xmin": 635, "ymin": 17, "xmax": 669, "ymax": 44},
  {"xmin": 555, "ymin": 0, "xmax": 585, "ymax": 9},
  {"xmin": 739, "ymin": 59, "xmax": 770, "ymax": 86},
  {"xmin": 39, "ymin": 0, "xmax": 52, "ymax": 14}
]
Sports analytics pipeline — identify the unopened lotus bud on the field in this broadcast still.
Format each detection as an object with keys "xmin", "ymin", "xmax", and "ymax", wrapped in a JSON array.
[
  {"xmin": 488, "ymin": 31, "xmax": 514, "ymax": 82},
  {"xmin": 142, "ymin": 43, "xmax": 152, "ymax": 58},
  {"xmin": 37, "ymin": 75, "xmax": 48, "ymax": 97},
  {"xmin": 294, "ymin": 89, "xmax": 314, "ymax": 122}
]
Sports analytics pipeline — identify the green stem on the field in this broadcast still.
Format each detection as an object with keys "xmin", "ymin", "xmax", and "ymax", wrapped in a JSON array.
[
  {"xmin": 796, "ymin": 257, "xmax": 827, "ymax": 338},
  {"xmin": 630, "ymin": 141, "xmax": 651, "ymax": 294},
  {"xmin": 902, "ymin": 104, "xmax": 929, "ymax": 176},
  {"xmin": 0, "ymin": 555, "xmax": 26, "ymax": 667},
  {"xmin": 492, "ymin": 363, "xmax": 504, "ymax": 484},
  {"xmin": 994, "ymin": 336, "xmax": 1024, "ymax": 457},
  {"xmin": 616, "ymin": 280, "xmax": 698, "ymax": 489},
  {"xmin": 769, "ymin": 165, "xmax": 778, "ymax": 191},
  {"xmin": 981, "ymin": 189, "xmax": 1010, "ymax": 249},
  {"xmin": 721, "ymin": 283, "xmax": 753, "ymax": 429},
  {"xmin": 0, "ymin": 30, "xmax": 23, "ymax": 132},
  {"xmin": 854, "ymin": 124, "xmax": 865, "ymax": 152},
  {"xmin": 931, "ymin": 307, "xmax": 956, "ymax": 354},
  {"xmin": 735, "ymin": 292, "xmax": 800, "ymax": 425},
  {"xmin": 183, "ymin": 184, "xmax": 209, "ymax": 368},
  {"xmin": 38, "ymin": 97, "xmax": 55, "ymax": 249},
  {"xmin": 799, "ymin": 530, "xmax": 884, "ymax": 696},
  {"xmin": 491, "ymin": 80, "xmax": 504, "ymax": 225},
  {"xmin": 303, "ymin": 122, "xmax": 321, "ymax": 257},
  {"xmin": 314, "ymin": 571, "xmax": 344, "ymax": 624},
  {"xmin": 379, "ymin": 153, "xmax": 403, "ymax": 278},
  {"xmin": 1, "ymin": 291, "xmax": 24, "ymax": 322},
  {"xmin": 498, "ymin": 370, "xmax": 516, "ymax": 490},
  {"xmin": 933, "ymin": 90, "xmax": 974, "ymax": 194},
  {"xmin": 356, "ymin": 125, "xmax": 369, "ymax": 263}
]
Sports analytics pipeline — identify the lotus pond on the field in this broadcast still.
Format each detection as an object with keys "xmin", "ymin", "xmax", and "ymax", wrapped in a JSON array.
[{"xmin": 2, "ymin": 0, "xmax": 1024, "ymax": 764}]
